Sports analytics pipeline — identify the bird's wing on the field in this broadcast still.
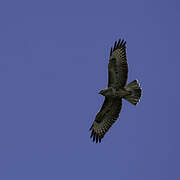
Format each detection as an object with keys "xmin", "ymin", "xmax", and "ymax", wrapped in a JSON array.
[
  {"xmin": 108, "ymin": 39, "xmax": 128, "ymax": 88},
  {"xmin": 89, "ymin": 97, "xmax": 122, "ymax": 143}
]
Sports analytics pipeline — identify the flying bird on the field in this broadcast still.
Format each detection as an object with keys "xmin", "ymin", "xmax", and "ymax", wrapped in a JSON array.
[{"xmin": 89, "ymin": 39, "xmax": 142, "ymax": 143}]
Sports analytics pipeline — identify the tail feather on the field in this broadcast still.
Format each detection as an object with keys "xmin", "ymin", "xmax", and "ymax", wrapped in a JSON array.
[{"xmin": 124, "ymin": 80, "xmax": 142, "ymax": 105}]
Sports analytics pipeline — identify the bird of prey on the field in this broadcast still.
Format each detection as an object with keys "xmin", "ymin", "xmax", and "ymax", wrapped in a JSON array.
[{"xmin": 89, "ymin": 39, "xmax": 142, "ymax": 143}]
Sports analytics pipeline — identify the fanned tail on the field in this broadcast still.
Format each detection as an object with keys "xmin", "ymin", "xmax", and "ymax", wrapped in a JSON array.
[{"xmin": 124, "ymin": 80, "xmax": 142, "ymax": 105}]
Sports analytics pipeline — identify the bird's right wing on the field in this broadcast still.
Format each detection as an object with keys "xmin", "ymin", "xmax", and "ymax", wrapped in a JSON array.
[{"xmin": 89, "ymin": 97, "xmax": 122, "ymax": 143}]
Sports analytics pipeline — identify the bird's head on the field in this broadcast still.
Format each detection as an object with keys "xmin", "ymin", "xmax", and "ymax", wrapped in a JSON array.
[
  {"xmin": 98, "ymin": 88, "xmax": 113, "ymax": 96},
  {"xmin": 98, "ymin": 89, "xmax": 105, "ymax": 95}
]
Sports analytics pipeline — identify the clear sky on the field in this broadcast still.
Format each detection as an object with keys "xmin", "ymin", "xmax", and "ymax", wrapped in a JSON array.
[{"xmin": 0, "ymin": 0, "xmax": 179, "ymax": 179}]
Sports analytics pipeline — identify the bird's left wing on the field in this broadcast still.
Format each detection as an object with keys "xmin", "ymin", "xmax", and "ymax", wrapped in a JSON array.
[
  {"xmin": 89, "ymin": 97, "xmax": 122, "ymax": 143},
  {"xmin": 108, "ymin": 39, "xmax": 128, "ymax": 89}
]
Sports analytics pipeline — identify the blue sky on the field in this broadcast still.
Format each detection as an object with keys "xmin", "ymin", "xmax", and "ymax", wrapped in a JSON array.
[{"xmin": 0, "ymin": 0, "xmax": 179, "ymax": 179}]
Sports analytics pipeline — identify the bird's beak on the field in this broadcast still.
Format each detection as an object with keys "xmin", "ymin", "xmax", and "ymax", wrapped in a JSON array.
[{"xmin": 98, "ymin": 90, "xmax": 103, "ymax": 94}]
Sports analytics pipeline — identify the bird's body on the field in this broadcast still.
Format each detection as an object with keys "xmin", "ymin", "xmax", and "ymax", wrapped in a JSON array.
[
  {"xmin": 99, "ymin": 87, "xmax": 130, "ymax": 98},
  {"xmin": 89, "ymin": 39, "xmax": 142, "ymax": 143}
]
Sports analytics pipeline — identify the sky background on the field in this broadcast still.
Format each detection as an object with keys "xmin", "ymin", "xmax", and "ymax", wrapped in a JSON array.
[{"xmin": 0, "ymin": 0, "xmax": 179, "ymax": 179}]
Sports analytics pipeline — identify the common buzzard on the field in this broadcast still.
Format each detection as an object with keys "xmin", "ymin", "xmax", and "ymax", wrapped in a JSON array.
[{"xmin": 89, "ymin": 39, "xmax": 142, "ymax": 143}]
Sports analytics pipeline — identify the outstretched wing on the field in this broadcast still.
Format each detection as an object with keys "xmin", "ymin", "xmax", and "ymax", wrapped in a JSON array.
[
  {"xmin": 89, "ymin": 97, "xmax": 122, "ymax": 143},
  {"xmin": 108, "ymin": 39, "xmax": 128, "ymax": 89}
]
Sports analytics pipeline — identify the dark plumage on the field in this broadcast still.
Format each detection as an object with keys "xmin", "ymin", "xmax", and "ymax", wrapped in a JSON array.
[{"xmin": 89, "ymin": 39, "xmax": 142, "ymax": 143}]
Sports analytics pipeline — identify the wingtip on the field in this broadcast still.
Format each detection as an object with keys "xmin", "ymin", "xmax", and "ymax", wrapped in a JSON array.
[
  {"xmin": 113, "ymin": 41, "xmax": 117, "ymax": 51},
  {"xmin": 96, "ymin": 134, "xmax": 98, "ymax": 143},
  {"xmin": 110, "ymin": 47, "xmax": 113, "ymax": 56},
  {"xmin": 93, "ymin": 134, "xmax": 96, "ymax": 142},
  {"xmin": 117, "ymin": 39, "xmax": 121, "ymax": 47},
  {"xmin": 110, "ymin": 38, "xmax": 127, "ymax": 56},
  {"xmin": 120, "ymin": 39, "xmax": 124, "ymax": 46},
  {"xmin": 89, "ymin": 124, "xmax": 93, "ymax": 131},
  {"xmin": 90, "ymin": 130, "xmax": 94, "ymax": 138},
  {"xmin": 89, "ymin": 127, "xmax": 103, "ymax": 143}
]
